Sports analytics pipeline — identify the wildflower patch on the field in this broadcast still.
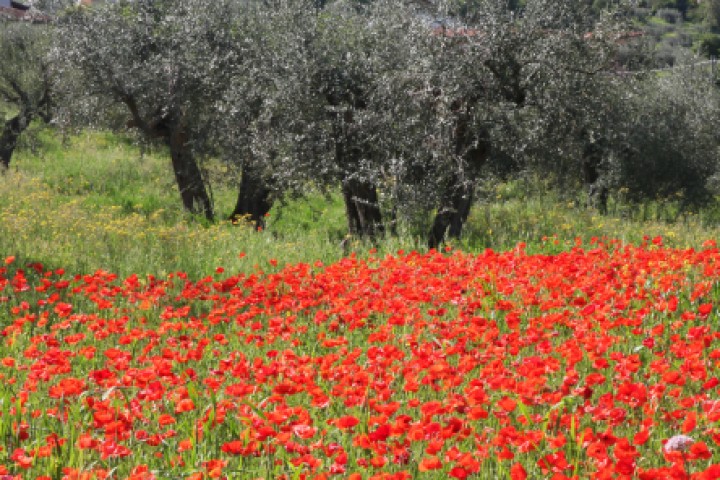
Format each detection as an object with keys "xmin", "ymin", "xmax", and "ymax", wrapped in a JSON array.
[{"xmin": 1, "ymin": 240, "xmax": 720, "ymax": 478}]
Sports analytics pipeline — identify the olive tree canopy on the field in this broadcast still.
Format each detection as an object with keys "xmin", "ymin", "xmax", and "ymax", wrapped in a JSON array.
[
  {"xmin": 233, "ymin": 0, "xmax": 635, "ymax": 243},
  {"xmin": 395, "ymin": 0, "xmax": 630, "ymax": 247},
  {"xmin": 0, "ymin": 21, "xmax": 52, "ymax": 169},
  {"xmin": 234, "ymin": 0, "xmax": 430, "ymax": 237},
  {"xmin": 54, "ymin": 0, "xmax": 245, "ymax": 220}
]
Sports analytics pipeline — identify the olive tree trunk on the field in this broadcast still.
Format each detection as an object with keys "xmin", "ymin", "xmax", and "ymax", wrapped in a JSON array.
[
  {"xmin": 428, "ymin": 176, "xmax": 475, "ymax": 250},
  {"xmin": 428, "ymin": 117, "xmax": 488, "ymax": 249},
  {"xmin": 167, "ymin": 127, "xmax": 214, "ymax": 221},
  {"xmin": 337, "ymin": 139, "xmax": 383, "ymax": 237},
  {"xmin": 582, "ymin": 141, "xmax": 608, "ymax": 214},
  {"xmin": 342, "ymin": 177, "xmax": 383, "ymax": 238},
  {"xmin": 333, "ymin": 113, "xmax": 383, "ymax": 238},
  {"xmin": 230, "ymin": 161, "xmax": 272, "ymax": 229},
  {"xmin": 0, "ymin": 112, "xmax": 29, "ymax": 170},
  {"xmin": 121, "ymin": 97, "xmax": 214, "ymax": 221}
]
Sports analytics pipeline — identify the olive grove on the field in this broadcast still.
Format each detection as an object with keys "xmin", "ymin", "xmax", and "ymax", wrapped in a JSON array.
[
  {"xmin": 36, "ymin": 0, "xmax": 720, "ymax": 244},
  {"xmin": 54, "ymin": 0, "xmax": 244, "ymax": 220}
]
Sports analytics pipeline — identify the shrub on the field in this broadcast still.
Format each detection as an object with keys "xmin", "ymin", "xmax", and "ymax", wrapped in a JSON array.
[
  {"xmin": 696, "ymin": 33, "xmax": 720, "ymax": 57},
  {"xmin": 656, "ymin": 7, "xmax": 682, "ymax": 24}
]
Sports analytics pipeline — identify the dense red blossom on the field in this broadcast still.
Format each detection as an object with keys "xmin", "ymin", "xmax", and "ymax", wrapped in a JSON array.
[{"xmin": 3, "ymin": 240, "xmax": 720, "ymax": 477}]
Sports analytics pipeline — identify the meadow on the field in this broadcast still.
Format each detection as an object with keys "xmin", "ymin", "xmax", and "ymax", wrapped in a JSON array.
[
  {"xmin": 3, "ymin": 132, "xmax": 720, "ymax": 479},
  {"xmin": 2, "ymin": 130, "xmax": 719, "ymax": 279}
]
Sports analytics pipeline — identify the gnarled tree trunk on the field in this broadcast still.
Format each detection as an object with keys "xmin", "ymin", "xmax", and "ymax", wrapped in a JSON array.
[
  {"xmin": 582, "ymin": 141, "xmax": 608, "ymax": 214},
  {"xmin": 167, "ymin": 127, "xmax": 214, "ymax": 221},
  {"xmin": 428, "ymin": 175, "xmax": 475, "ymax": 250},
  {"xmin": 337, "ymin": 138, "xmax": 383, "ymax": 238},
  {"xmin": 342, "ymin": 176, "xmax": 383, "ymax": 238},
  {"xmin": 230, "ymin": 161, "xmax": 272, "ymax": 229},
  {"xmin": 0, "ymin": 112, "xmax": 29, "ymax": 170},
  {"xmin": 122, "ymin": 97, "xmax": 214, "ymax": 221},
  {"xmin": 333, "ymin": 112, "xmax": 383, "ymax": 238},
  {"xmin": 428, "ymin": 115, "xmax": 488, "ymax": 249}
]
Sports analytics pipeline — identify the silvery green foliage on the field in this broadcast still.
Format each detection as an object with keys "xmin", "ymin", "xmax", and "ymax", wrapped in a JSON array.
[
  {"xmin": 490, "ymin": 0, "xmax": 625, "ymax": 162},
  {"xmin": 235, "ymin": 0, "xmax": 430, "ymax": 198},
  {"xmin": 213, "ymin": 1, "xmax": 321, "ymax": 195},
  {"xmin": 386, "ymin": 0, "xmax": 628, "ymax": 219},
  {"xmin": 236, "ymin": 0, "xmax": 632, "ymax": 229},
  {"xmin": 606, "ymin": 67, "xmax": 720, "ymax": 206},
  {"xmin": 53, "ymin": 0, "xmax": 257, "ymax": 219},
  {"xmin": 514, "ymin": 3, "xmax": 636, "ymax": 185},
  {"xmin": 0, "ymin": 22, "xmax": 51, "ymax": 119},
  {"xmin": 51, "ymin": 0, "xmax": 708, "ymax": 230},
  {"xmin": 701, "ymin": 0, "xmax": 720, "ymax": 28},
  {"xmin": 53, "ymin": 0, "xmax": 240, "ymax": 150},
  {"xmin": 0, "ymin": 21, "xmax": 53, "ymax": 167}
]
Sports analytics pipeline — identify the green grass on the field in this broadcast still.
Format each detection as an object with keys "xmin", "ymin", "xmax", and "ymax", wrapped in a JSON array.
[
  {"xmin": 648, "ymin": 15, "xmax": 671, "ymax": 26},
  {"xmin": 1, "ymin": 130, "xmax": 364, "ymax": 278},
  {"xmin": 16, "ymin": 130, "xmax": 203, "ymax": 215},
  {"xmin": 2, "ymin": 129, "xmax": 720, "ymax": 278},
  {"xmin": 4, "ymin": 129, "xmax": 720, "ymax": 478}
]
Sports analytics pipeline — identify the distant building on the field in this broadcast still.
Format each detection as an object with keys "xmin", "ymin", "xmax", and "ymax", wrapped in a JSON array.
[
  {"xmin": 0, "ymin": 0, "xmax": 51, "ymax": 22},
  {"xmin": 1, "ymin": 0, "xmax": 30, "ymax": 10}
]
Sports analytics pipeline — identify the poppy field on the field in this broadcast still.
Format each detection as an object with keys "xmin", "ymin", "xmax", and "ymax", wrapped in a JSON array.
[{"xmin": 2, "ymin": 238, "xmax": 720, "ymax": 479}]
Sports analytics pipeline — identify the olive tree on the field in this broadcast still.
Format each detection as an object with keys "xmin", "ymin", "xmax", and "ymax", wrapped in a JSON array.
[
  {"xmin": 213, "ymin": 2, "xmax": 318, "ymax": 229},
  {"xmin": 407, "ymin": 0, "xmax": 629, "ymax": 247},
  {"xmin": 604, "ymin": 67, "xmax": 720, "ymax": 208},
  {"xmin": 54, "ymin": 0, "xmax": 244, "ymax": 220},
  {"xmin": 0, "ymin": 21, "xmax": 53, "ymax": 170},
  {"xmin": 242, "ymin": 0, "xmax": 429, "ymax": 238},
  {"xmin": 305, "ymin": 3, "xmax": 411, "ymax": 237}
]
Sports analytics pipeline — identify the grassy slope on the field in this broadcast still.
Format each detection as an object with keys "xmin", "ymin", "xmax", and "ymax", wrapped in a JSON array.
[{"xmin": 1, "ymin": 129, "xmax": 719, "ymax": 278}]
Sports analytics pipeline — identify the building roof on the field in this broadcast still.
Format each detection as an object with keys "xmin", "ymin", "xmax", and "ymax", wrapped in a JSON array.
[
  {"xmin": 0, "ymin": 2, "xmax": 51, "ymax": 22},
  {"xmin": 11, "ymin": 1, "xmax": 30, "ymax": 11},
  {"xmin": 0, "ymin": 6, "xmax": 28, "ymax": 19}
]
